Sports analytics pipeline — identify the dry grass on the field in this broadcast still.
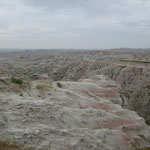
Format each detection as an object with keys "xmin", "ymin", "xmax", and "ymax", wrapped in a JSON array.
[
  {"xmin": 36, "ymin": 83, "xmax": 52, "ymax": 90},
  {"xmin": 135, "ymin": 147, "xmax": 150, "ymax": 150},
  {"xmin": 0, "ymin": 79, "xmax": 6, "ymax": 84},
  {"xmin": 0, "ymin": 140, "xmax": 35, "ymax": 150}
]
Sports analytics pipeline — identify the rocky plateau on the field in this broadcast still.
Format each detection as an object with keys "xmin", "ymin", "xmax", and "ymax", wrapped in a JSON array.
[{"xmin": 0, "ymin": 49, "xmax": 150, "ymax": 150}]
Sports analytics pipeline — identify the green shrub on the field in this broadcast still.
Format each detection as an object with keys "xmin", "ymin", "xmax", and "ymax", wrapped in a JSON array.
[
  {"xmin": 57, "ymin": 82, "xmax": 63, "ymax": 88},
  {"xmin": 26, "ymin": 112, "xmax": 29, "ymax": 116},
  {"xmin": 11, "ymin": 77, "xmax": 23, "ymax": 85}
]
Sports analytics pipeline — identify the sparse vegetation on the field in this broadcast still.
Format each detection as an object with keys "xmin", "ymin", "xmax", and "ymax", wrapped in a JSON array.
[
  {"xmin": 134, "ymin": 147, "xmax": 150, "ymax": 150},
  {"xmin": 57, "ymin": 82, "xmax": 63, "ymax": 88},
  {"xmin": 0, "ymin": 49, "xmax": 150, "ymax": 150},
  {"xmin": 11, "ymin": 77, "xmax": 23, "ymax": 85},
  {"xmin": 20, "ymin": 93, "xmax": 23, "ymax": 96},
  {"xmin": 36, "ymin": 83, "xmax": 52, "ymax": 90},
  {"xmin": 0, "ymin": 139, "xmax": 35, "ymax": 150},
  {"xmin": 26, "ymin": 112, "xmax": 29, "ymax": 116},
  {"xmin": 0, "ymin": 78, "xmax": 6, "ymax": 84},
  {"xmin": 137, "ymin": 134, "xmax": 148, "ymax": 141}
]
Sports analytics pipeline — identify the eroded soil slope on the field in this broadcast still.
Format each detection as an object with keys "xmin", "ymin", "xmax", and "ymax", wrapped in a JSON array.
[{"xmin": 0, "ymin": 75, "xmax": 150, "ymax": 150}]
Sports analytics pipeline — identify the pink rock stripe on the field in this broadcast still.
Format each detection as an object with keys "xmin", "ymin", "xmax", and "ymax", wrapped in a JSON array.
[
  {"xmin": 88, "ymin": 117, "xmax": 139, "ymax": 129},
  {"xmin": 80, "ymin": 102, "xmax": 120, "ymax": 112}
]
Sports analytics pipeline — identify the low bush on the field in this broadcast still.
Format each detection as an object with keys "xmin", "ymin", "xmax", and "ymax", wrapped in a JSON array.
[
  {"xmin": 57, "ymin": 82, "xmax": 63, "ymax": 88},
  {"xmin": 11, "ymin": 77, "xmax": 23, "ymax": 85}
]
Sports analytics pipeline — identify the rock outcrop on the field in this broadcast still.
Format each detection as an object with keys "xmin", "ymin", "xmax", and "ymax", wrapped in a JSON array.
[
  {"xmin": 0, "ymin": 75, "xmax": 150, "ymax": 150},
  {"xmin": 0, "ymin": 49, "xmax": 150, "ymax": 125}
]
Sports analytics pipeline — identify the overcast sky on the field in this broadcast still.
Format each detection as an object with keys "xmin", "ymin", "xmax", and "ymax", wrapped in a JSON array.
[{"xmin": 0, "ymin": 0, "xmax": 150, "ymax": 49}]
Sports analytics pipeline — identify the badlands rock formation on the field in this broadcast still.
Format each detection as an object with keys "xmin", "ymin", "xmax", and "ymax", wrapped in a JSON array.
[
  {"xmin": 1, "ymin": 49, "xmax": 150, "ymax": 124},
  {"xmin": 0, "ymin": 49, "xmax": 150, "ymax": 149},
  {"xmin": 0, "ymin": 75, "xmax": 150, "ymax": 150}
]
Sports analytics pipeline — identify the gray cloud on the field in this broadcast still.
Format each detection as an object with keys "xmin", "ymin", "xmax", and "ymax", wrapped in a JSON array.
[{"xmin": 0, "ymin": 0, "xmax": 150, "ymax": 49}]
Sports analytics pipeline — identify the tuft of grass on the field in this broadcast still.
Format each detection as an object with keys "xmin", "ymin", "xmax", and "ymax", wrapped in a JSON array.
[
  {"xmin": 137, "ymin": 134, "xmax": 147, "ymax": 141},
  {"xmin": 0, "ymin": 139, "xmax": 35, "ymax": 150},
  {"xmin": 20, "ymin": 93, "xmax": 23, "ymax": 96},
  {"xmin": 0, "ymin": 79, "xmax": 6, "ymax": 84},
  {"xmin": 26, "ymin": 112, "xmax": 29, "ymax": 116},
  {"xmin": 36, "ymin": 83, "xmax": 52, "ymax": 90},
  {"xmin": 135, "ymin": 148, "xmax": 150, "ymax": 150},
  {"xmin": 57, "ymin": 82, "xmax": 63, "ymax": 88},
  {"xmin": 11, "ymin": 77, "xmax": 23, "ymax": 85}
]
